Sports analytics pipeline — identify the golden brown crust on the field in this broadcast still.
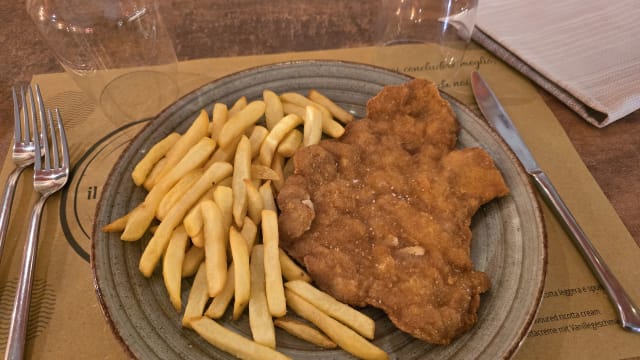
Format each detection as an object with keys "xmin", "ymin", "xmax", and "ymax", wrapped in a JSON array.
[{"xmin": 277, "ymin": 79, "xmax": 508, "ymax": 345}]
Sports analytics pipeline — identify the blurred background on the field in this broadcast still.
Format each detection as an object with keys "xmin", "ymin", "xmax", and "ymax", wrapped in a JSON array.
[{"xmin": 1, "ymin": 0, "xmax": 381, "ymax": 130}]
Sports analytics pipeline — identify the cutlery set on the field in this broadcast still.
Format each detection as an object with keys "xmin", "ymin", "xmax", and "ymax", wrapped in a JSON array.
[{"xmin": 0, "ymin": 85, "xmax": 69, "ymax": 359}]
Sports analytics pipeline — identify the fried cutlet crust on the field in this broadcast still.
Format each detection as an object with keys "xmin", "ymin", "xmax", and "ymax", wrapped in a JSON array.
[{"xmin": 277, "ymin": 79, "xmax": 509, "ymax": 345}]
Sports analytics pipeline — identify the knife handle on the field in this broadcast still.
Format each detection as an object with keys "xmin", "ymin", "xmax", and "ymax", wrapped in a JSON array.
[{"xmin": 531, "ymin": 170, "xmax": 640, "ymax": 333}]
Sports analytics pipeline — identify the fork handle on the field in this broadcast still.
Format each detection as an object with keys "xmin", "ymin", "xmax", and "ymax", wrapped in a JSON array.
[
  {"xmin": 4, "ymin": 194, "xmax": 48, "ymax": 360},
  {"xmin": 0, "ymin": 166, "xmax": 27, "ymax": 264}
]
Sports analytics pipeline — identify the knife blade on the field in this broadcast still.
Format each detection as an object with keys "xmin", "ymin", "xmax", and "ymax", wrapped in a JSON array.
[{"xmin": 470, "ymin": 70, "xmax": 640, "ymax": 333}]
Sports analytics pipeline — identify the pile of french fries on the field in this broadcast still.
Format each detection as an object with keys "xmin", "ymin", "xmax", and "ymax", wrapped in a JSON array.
[{"xmin": 103, "ymin": 89, "xmax": 389, "ymax": 360}]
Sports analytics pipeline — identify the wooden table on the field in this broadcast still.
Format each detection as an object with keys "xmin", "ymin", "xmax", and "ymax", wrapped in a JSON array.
[{"xmin": 1, "ymin": 0, "xmax": 638, "ymax": 248}]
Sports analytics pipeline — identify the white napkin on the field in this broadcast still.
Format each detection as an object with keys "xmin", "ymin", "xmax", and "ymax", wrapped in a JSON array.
[{"xmin": 474, "ymin": 0, "xmax": 640, "ymax": 127}]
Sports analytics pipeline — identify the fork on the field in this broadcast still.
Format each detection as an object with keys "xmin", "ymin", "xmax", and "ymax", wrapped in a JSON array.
[
  {"xmin": 4, "ymin": 101, "xmax": 69, "ymax": 360},
  {"xmin": 0, "ymin": 86, "xmax": 40, "ymax": 264}
]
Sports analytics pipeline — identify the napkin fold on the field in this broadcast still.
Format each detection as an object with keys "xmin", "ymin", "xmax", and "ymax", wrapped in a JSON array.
[{"xmin": 474, "ymin": 0, "xmax": 640, "ymax": 127}]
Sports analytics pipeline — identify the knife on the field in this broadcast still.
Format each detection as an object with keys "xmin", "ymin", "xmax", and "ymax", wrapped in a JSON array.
[{"xmin": 470, "ymin": 70, "xmax": 640, "ymax": 333}]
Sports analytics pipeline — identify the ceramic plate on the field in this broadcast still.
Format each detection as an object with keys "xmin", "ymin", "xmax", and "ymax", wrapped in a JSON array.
[{"xmin": 92, "ymin": 60, "xmax": 546, "ymax": 359}]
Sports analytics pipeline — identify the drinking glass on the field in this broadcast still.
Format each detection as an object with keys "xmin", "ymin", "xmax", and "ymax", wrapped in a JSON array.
[
  {"xmin": 26, "ymin": 0, "xmax": 179, "ymax": 123},
  {"xmin": 376, "ymin": 0, "xmax": 478, "ymax": 97}
]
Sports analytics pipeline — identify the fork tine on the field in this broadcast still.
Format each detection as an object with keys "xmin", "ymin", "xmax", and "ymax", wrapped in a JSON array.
[
  {"xmin": 55, "ymin": 109, "xmax": 69, "ymax": 169},
  {"xmin": 24, "ymin": 86, "xmax": 34, "ymax": 144},
  {"xmin": 47, "ymin": 110, "xmax": 60, "ymax": 169},
  {"xmin": 21, "ymin": 87, "xmax": 29, "ymax": 144},
  {"xmin": 25, "ymin": 86, "xmax": 35, "ymax": 145},
  {"xmin": 12, "ymin": 87, "xmax": 21, "ymax": 143},
  {"xmin": 32, "ymin": 97, "xmax": 42, "ymax": 172},
  {"xmin": 35, "ymin": 85, "xmax": 50, "ymax": 171},
  {"xmin": 27, "ymin": 86, "xmax": 38, "ymax": 146}
]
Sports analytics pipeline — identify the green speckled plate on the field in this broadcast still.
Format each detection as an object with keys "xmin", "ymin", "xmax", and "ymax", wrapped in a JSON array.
[{"xmin": 92, "ymin": 60, "xmax": 546, "ymax": 359}]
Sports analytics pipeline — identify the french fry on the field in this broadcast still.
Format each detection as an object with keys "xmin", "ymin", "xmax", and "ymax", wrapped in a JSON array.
[
  {"xmin": 163, "ymin": 225, "xmax": 189, "ymax": 311},
  {"xmin": 230, "ymin": 227, "xmax": 251, "ymax": 320},
  {"xmin": 182, "ymin": 262, "xmax": 210, "ymax": 328},
  {"xmin": 244, "ymin": 179, "xmax": 264, "ymax": 225},
  {"xmin": 263, "ymin": 89, "xmax": 284, "ymax": 130},
  {"xmin": 281, "ymin": 101, "xmax": 344, "ymax": 138},
  {"xmin": 259, "ymin": 181, "xmax": 277, "ymax": 212},
  {"xmin": 190, "ymin": 317, "xmax": 291, "ymax": 360},
  {"xmin": 213, "ymin": 185, "xmax": 233, "ymax": 239},
  {"xmin": 191, "ymin": 231, "xmax": 205, "ymax": 248},
  {"xmin": 143, "ymin": 157, "xmax": 167, "ymax": 191},
  {"xmin": 232, "ymin": 136, "xmax": 252, "ymax": 227},
  {"xmin": 248, "ymin": 125, "xmax": 269, "ymax": 159},
  {"xmin": 183, "ymin": 190, "xmax": 214, "ymax": 241},
  {"xmin": 138, "ymin": 162, "xmax": 232, "ymax": 277},
  {"xmin": 274, "ymin": 317, "xmax": 337, "ymax": 349},
  {"xmin": 285, "ymin": 280, "xmax": 375, "ymax": 339},
  {"xmin": 280, "ymin": 92, "xmax": 332, "ymax": 120},
  {"xmin": 218, "ymin": 100, "xmax": 266, "ymax": 148},
  {"xmin": 308, "ymin": 89, "xmax": 354, "ymax": 123},
  {"xmin": 201, "ymin": 200, "xmax": 227, "ymax": 297},
  {"xmin": 261, "ymin": 210, "xmax": 286, "ymax": 317},
  {"xmin": 206, "ymin": 136, "xmax": 241, "ymax": 167},
  {"xmin": 270, "ymin": 154, "xmax": 285, "ymax": 192},
  {"xmin": 217, "ymin": 176, "xmax": 233, "ymax": 188},
  {"xmin": 258, "ymin": 114, "xmax": 303, "ymax": 166},
  {"xmin": 319, "ymin": 115, "xmax": 345, "ymax": 138},
  {"xmin": 101, "ymin": 212, "xmax": 130, "ymax": 232},
  {"xmin": 131, "ymin": 132, "xmax": 180, "ymax": 186},
  {"xmin": 122, "ymin": 137, "xmax": 216, "ymax": 241},
  {"xmin": 251, "ymin": 164, "xmax": 280, "ymax": 181},
  {"xmin": 228, "ymin": 96, "xmax": 248, "ymax": 117},
  {"xmin": 276, "ymin": 129, "xmax": 302, "ymax": 157},
  {"xmin": 244, "ymin": 125, "xmax": 256, "ymax": 138},
  {"xmin": 150, "ymin": 135, "xmax": 216, "ymax": 198},
  {"xmin": 249, "ymin": 245, "xmax": 276, "ymax": 348},
  {"xmin": 151, "ymin": 109, "xmax": 211, "ymax": 187},
  {"xmin": 205, "ymin": 263, "xmax": 235, "ymax": 319},
  {"xmin": 285, "ymin": 290, "xmax": 387, "ymax": 360},
  {"xmin": 303, "ymin": 105, "xmax": 323, "ymax": 146},
  {"xmin": 182, "ymin": 246, "xmax": 205, "ymax": 277},
  {"xmin": 281, "ymin": 102, "xmax": 306, "ymax": 120},
  {"xmin": 210, "ymin": 102, "xmax": 228, "ymax": 142},
  {"xmin": 184, "ymin": 202, "xmax": 204, "ymax": 240},
  {"xmin": 240, "ymin": 217, "xmax": 258, "ymax": 251},
  {"xmin": 280, "ymin": 93, "xmax": 344, "ymax": 138},
  {"xmin": 157, "ymin": 168, "xmax": 203, "ymax": 221},
  {"xmin": 279, "ymin": 250, "xmax": 312, "ymax": 283}
]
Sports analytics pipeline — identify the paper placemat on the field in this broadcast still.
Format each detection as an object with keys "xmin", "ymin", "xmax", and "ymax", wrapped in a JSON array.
[
  {"xmin": 475, "ymin": 0, "xmax": 640, "ymax": 128},
  {"xmin": 0, "ymin": 44, "xmax": 638, "ymax": 359}
]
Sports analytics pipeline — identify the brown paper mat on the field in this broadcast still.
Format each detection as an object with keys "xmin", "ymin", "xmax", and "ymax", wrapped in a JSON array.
[{"xmin": 1, "ymin": 44, "xmax": 639, "ymax": 359}]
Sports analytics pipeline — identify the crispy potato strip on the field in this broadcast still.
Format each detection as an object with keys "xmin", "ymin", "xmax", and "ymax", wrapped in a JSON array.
[
  {"xmin": 285, "ymin": 280, "xmax": 375, "ymax": 339},
  {"xmin": 261, "ymin": 210, "xmax": 286, "ymax": 317},
  {"xmin": 274, "ymin": 317, "xmax": 337, "ymax": 349},
  {"xmin": 191, "ymin": 317, "xmax": 290, "ymax": 360},
  {"xmin": 104, "ymin": 90, "xmax": 387, "ymax": 359},
  {"xmin": 131, "ymin": 132, "xmax": 180, "ymax": 186},
  {"xmin": 249, "ymin": 245, "xmax": 276, "ymax": 348},
  {"xmin": 285, "ymin": 290, "xmax": 387, "ymax": 360}
]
